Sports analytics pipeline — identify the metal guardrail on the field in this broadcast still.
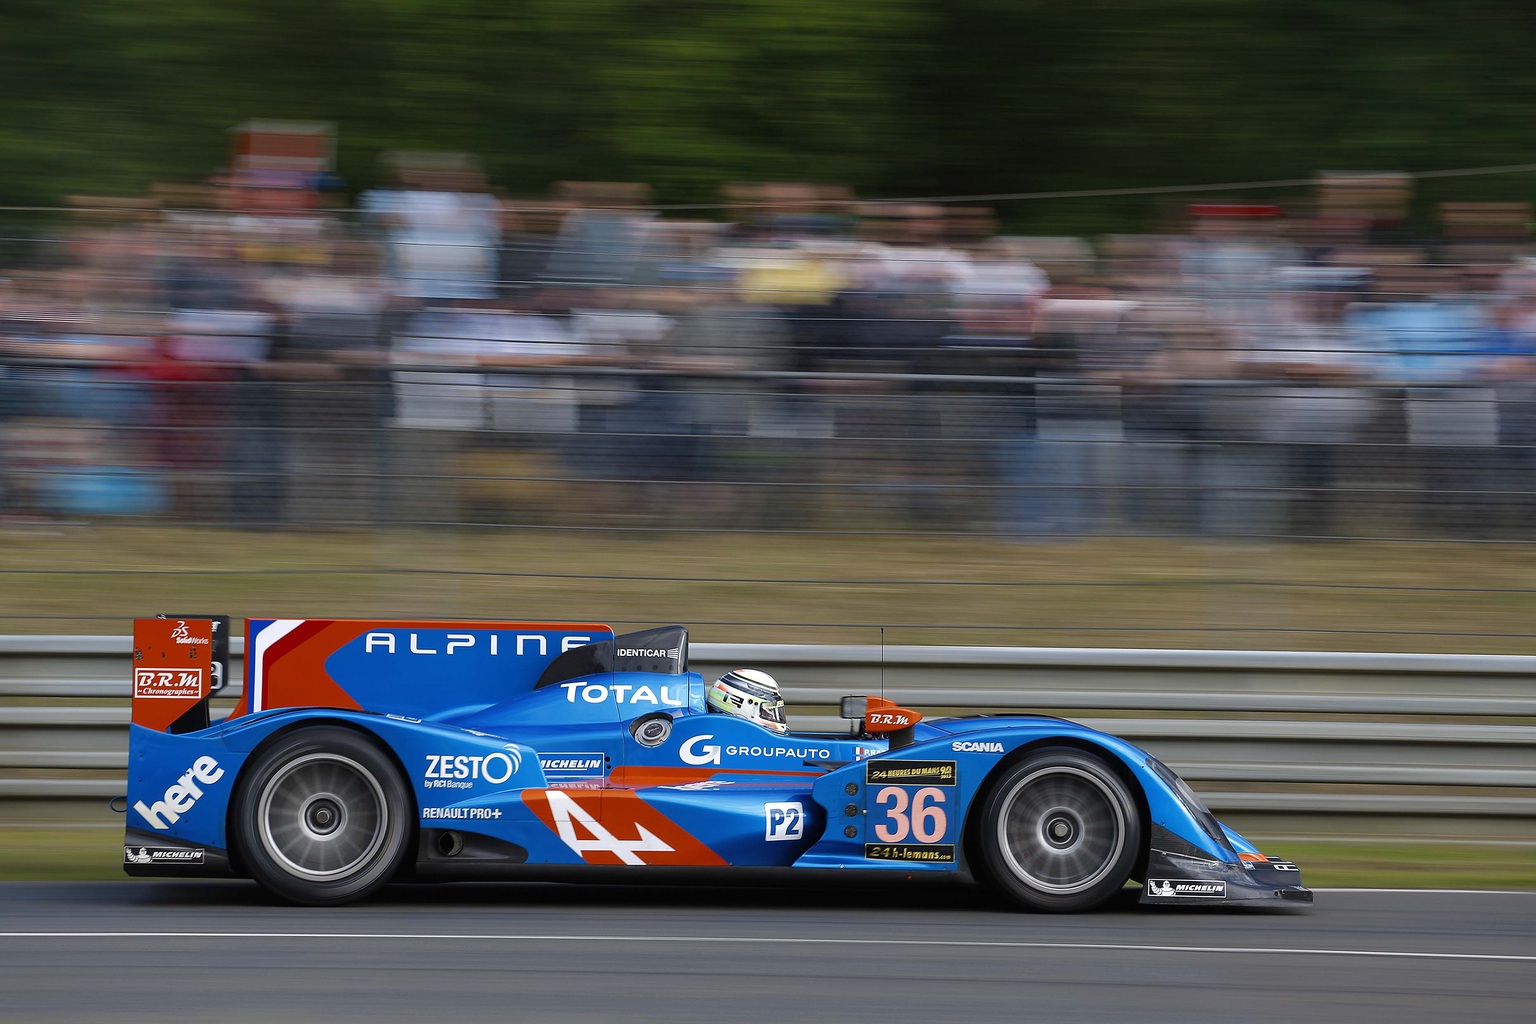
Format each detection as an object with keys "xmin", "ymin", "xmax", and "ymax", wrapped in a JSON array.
[{"xmin": 2, "ymin": 637, "xmax": 1534, "ymax": 821}]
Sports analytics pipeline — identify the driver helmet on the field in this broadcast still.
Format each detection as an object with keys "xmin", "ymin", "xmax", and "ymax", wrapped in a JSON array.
[{"xmin": 707, "ymin": 668, "xmax": 788, "ymax": 735}]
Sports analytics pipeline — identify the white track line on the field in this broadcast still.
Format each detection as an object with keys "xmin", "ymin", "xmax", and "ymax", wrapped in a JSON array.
[
  {"xmin": 1252, "ymin": 836, "xmax": 1536, "ymax": 848},
  {"xmin": 0, "ymin": 933, "xmax": 1530, "ymax": 963},
  {"xmin": 1314, "ymin": 887, "xmax": 1536, "ymax": 895}
]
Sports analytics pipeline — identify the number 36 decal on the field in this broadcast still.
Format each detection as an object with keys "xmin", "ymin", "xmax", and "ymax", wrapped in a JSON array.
[{"xmin": 873, "ymin": 786, "xmax": 948, "ymax": 843}]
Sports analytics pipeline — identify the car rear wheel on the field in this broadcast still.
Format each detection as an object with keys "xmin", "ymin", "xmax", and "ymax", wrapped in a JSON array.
[
  {"xmin": 234, "ymin": 727, "xmax": 411, "ymax": 906},
  {"xmin": 979, "ymin": 747, "xmax": 1141, "ymax": 912}
]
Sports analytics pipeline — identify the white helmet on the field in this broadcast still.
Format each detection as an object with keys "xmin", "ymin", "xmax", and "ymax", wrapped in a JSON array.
[{"xmin": 707, "ymin": 669, "xmax": 788, "ymax": 735}]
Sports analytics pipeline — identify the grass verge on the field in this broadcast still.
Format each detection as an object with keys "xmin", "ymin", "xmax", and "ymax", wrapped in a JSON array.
[{"xmin": 4, "ymin": 524, "xmax": 1536, "ymax": 650}]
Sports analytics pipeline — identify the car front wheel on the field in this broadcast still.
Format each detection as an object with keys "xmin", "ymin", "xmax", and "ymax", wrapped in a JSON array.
[{"xmin": 979, "ymin": 747, "xmax": 1141, "ymax": 912}]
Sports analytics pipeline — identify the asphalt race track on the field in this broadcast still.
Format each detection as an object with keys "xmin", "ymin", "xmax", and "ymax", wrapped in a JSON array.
[{"xmin": 1, "ymin": 880, "xmax": 1532, "ymax": 1023}]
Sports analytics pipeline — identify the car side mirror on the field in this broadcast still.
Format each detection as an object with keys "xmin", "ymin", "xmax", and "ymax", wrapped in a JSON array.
[
  {"xmin": 839, "ymin": 695, "xmax": 922, "ymax": 748},
  {"xmin": 862, "ymin": 697, "xmax": 922, "ymax": 734}
]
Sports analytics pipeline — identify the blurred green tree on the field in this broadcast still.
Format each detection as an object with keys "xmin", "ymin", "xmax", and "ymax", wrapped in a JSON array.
[{"xmin": 4, "ymin": 0, "xmax": 1536, "ymax": 228}]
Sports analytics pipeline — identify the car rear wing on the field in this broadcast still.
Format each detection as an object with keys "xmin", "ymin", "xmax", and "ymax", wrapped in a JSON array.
[{"xmin": 131, "ymin": 615, "xmax": 231, "ymax": 734}]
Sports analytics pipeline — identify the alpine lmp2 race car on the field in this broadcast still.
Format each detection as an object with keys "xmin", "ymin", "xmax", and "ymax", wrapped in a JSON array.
[{"xmin": 123, "ymin": 616, "xmax": 1312, "ymax": 911}]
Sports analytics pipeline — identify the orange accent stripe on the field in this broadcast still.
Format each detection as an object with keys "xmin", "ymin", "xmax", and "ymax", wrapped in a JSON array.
[
  {"xmin": 262, "ymin": 620, "xmax": 366, "ymax": 713},
  {"xmin": 608, "ymin": 766, "xmax": 823, "ymax": 788},
  {"xmin": 522, "ymin": 789, "xmax": 727, "ymax": 867}
]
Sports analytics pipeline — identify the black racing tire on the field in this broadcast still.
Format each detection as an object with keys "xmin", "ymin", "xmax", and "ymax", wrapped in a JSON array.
[
  {"xmin": 979, "ymin": 747, "xmax": 1141, "ymax": 913},
  {"xmin": 233, "ymin": 726, "xmax": 412, "ymax": 906}
]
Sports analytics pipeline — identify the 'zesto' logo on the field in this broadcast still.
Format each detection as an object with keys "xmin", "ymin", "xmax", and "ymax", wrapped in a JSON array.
[
  {"xmin": 424, "ymin": 750, "xmax": 523, "ymax": 788},
  {"xmin": 134, "ymin": 756, "xmax": 224, "ymax": 830}
]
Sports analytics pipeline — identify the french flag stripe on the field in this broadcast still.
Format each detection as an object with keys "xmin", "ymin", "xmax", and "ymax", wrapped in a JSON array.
[{"xmin": 249, "ymin": 619, "xmax": 305, "ymax": 713}]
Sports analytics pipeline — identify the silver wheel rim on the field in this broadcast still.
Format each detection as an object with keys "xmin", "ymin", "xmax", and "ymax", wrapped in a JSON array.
[
  {"xmin": 257, "ymin": 752, "xmax": 389, "ymax": 881},
  {"xmin": 996, "ymin": 764, "xmax": 1126, "ymax": 895}
]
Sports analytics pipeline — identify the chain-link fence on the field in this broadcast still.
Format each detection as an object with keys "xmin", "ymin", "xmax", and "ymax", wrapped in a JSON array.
[{"xmin": 5, "ymin": 358, "xmax": 1536, "ymax": 541}]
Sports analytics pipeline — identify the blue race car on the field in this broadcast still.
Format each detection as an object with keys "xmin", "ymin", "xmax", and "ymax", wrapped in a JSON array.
[{"xmin": 123, "ymin": 616, "xmax": 1312, "ymax": 911}]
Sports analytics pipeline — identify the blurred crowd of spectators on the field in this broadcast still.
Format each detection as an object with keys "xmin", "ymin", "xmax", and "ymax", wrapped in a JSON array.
[{"xmin": 4, "ymin": 162, "xmax": 1536, "ymax": 537}]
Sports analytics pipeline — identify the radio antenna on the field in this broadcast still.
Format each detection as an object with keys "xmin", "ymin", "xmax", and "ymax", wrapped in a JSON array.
[{"xmin": 880, "ymin": 626, "xmax": 886, "ymax": 701}]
